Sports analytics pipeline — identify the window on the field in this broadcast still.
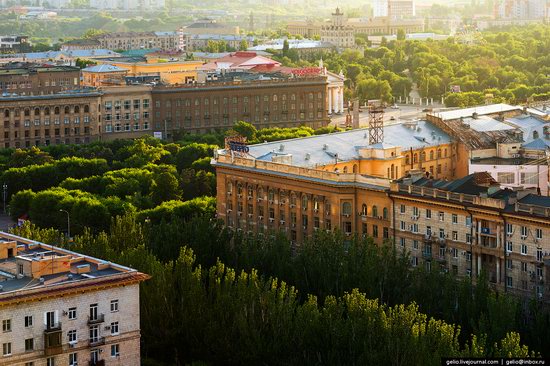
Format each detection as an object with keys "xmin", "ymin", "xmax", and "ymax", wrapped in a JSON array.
[
  {"xmin": 521, "ymin": 244, "xmax": 527, "ymax": 255},
  {"xmin": 412, "ymin": 207, "xmax": 419, "ymax": 217},
  {"xmin": 383, "ymin": 207, "xmax": 388, "ymax": 220},
  {"xmin": 536, "ymin": 228, "xmax": 542, "ymax": 240},
  {"xmin": 372, "ymin": 225, "xmax": 378, "ymax": 238},
  {"xmin": 25, "ymin": 362, "xmax": 34, "ymax": 366},
  {"xmin": 24, "ymin": 315, "xmax": 33, "ymax": 328},
  {"xmin": 506, "ymin": 223, "xmax": 513, "ymax": 235},
  {"xmin": 111, "ymin": 321, "xmax": 119, "ymax": 335},
  {"xmin": 89, "ymin": 303, "xmax": 98, "ymax": 321},
  {"xmin": 426, "ymin": 209, "xmax": 431, "ymax": 219},
  {"xmin": 426, "ymin": 226, "xmax": 432, "ymax": 236},
  {"xmin": 25, "ymin": 338, "xmax": 34, "ymax": 351},
  {"xmin": 110, "ymin": 299, "xmax": 119, "ymax": 312},
  {"xmin": 372, "ymin": 205, "xmax": 378, "ymax": 218},
  {"xmin": 438, "ymin": 211, "xmax": 445, "ymax": 222},
  {"xmin": 506, "ymin": 241, "xmax": 513, "ymax": 252},
  {"xmin": 452, "ymin": 231, "xmax": 458, "ymax": 241},
  {"xmin": 507, "ymin": 259, "xmax": 513, "ymax": 270},
  {"xmin": 466, "ymin": 216, "xmax": 472, "ymax": 227},
  {"xmin": 89, "ymin": 325, "xmax": 99, "ymax": 343},
  {"xmin": 411, "ymin": 256, "xmax": 418, "ymax": 267},
  {"xmin": 68, "ymin": 329, "xmax": 77, "ymax": 343},
  {"xmin": 439, "ymin": 228, "xmax": 445, "ymax": 239},
  {"xmin": 2, "ymin": 319, "xmax": 10, "ymax": 332},
  {"xmin": 2, "ymin": 343, "xmax": 11, "ymax": 356},
  {"xmin": 521, "ymin": 226, "xmax": 528, "ymax": 239},
  {"xmin": 452, "ymin": 214, "xmax": 458, "ymax": 224},
  {"xmin": 400, "ymin": 204, "xmax": 406, "ymax": 214},
  {"xmin": 506, "ymin": 276, "xmax": 513, "ymax": 288},
  {"xmin": 413, "ymin": 240, "xmax": 419, "ymax": 250},
  {"xmin": 69, "ymin": 353, "xmax": 77, "ymax": 366},
  {"xmin": 521, "ymin": 262, "xmax": 528, "ymax": 272},
  {"xmin": 400, "ymin": 237, "xmax": 405, "ymax": 247},
  {"xmin": 497, "ymin": 172, "xmax": 514, "ymax": 184},
  {"xmin": 521, "ymin": 172, "xmax": 538, "ymax": 185},
  {"xmin": 68, "ymin": 307, "xmax": 76, "ymax": 320},
  {"xmin": 400, "ymin": 221, "xmax": 406, "ymax": 231},
  {"xmin": 342, "ymin": 202, "xmax": 352, "ymax": 216},
  {"xmin": 111, "ymin": 344, "xmax": 120, "ymax": 357}
]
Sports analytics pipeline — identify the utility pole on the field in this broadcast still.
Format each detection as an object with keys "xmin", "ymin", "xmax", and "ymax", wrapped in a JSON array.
[
  {"xmin": 2, "ymin": 183, "xmax": 6, "ymax": 213},
  {"xmin": 59, "ymin": 209, "xmax": 70, "ymax": 240}
]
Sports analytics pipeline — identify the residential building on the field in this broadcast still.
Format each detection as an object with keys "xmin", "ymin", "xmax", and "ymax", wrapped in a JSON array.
[
  {"xmin": 151, "ymin": 72, "xmax": 329, "ymax": 138},
  {"xmin": 0, "ymin": 36, "xmax": 30, "ymax": 54},
  {"xmin": 92, "ymin": 32, "xmax": 179, "ymax": 52},
  {"xmin": 82, "ymin": 64, "xmax": 129, "ymax": 87},
  {"xmin": 100, "ymin": 85, "xmax": 153, "ymax": 141},
  {"xmin": 247, "ymin": 39, "xmax": 336, "ymax": 57},
  {"xmin": 199, "ymin": 51, "xmax": 281, "ymax": 72},
  {"xmin": 0, "ymin": 50, "xmax": 121, "ymax": 67},
  {"xmin": 391, "ymin": 171, "xmax": 550, "ymax": 300},
  {"xmin": 494, "ymin": 0, "xmax": 549, "ymax": 19},
  {"xmin": 186, "ymin": 34, "xmax": 255, "ymax": 52},
  {"xmin": 0, "ymin": 91, "xmax": 101, "ymax": 148},
  {"xmin": 0, "ymin": 63, "xmax": 80, "ymax": 95},
  {"xmin": 426, "ymin": 104, "xmax": 550, "ymax": 195},
  {"xmin": 61, "ymin": 39, "xmax": 102, "ymax": 51},
  {"xmin": 388, "ymin": 0, "xmax": 416, "ymax": 19},
  {"xmin": 89, "ymin": 0, "xmax": 165, "ymax": 10},
  {"xmin": 0, "ymin": 231, "xmax": 150, "ymax": 366},
  {"xmin": 320, "ymin": 8, "xmax": 356, "ymax": 49}
]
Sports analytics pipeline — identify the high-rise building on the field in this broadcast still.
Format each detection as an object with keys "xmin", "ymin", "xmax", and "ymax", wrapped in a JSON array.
[
  {"xmin": 0, "ymin": 231, "xmax": 150, "ymax": 365},
  {"xmin": 373, "ymin": 0, "xmax": 416, "ymax": 18},
  {"xmin": 320, "ymin": 8, "xmax": 355, "ymax": 49}
]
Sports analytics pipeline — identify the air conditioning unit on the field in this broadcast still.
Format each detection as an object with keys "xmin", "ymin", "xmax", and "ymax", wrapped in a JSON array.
[
  {"xmin": 226, "ymin": 209, "xmax": 232, "ymax": 214},
  {"xmin": 538, "ymin": 293, "xmax": 543, "ymax": 299},
  {"xmin": 257, "ymin": 198, "xmax": 263, "ymax": 202},
  {"xmin": 280, "ymin": 201, "xmax": 286, "ymax": 206},
  {"xmin": 247, "ymin": 213, "xmax": 253, "ymax": 218},
  {"xmin": 227, "ymin": 191, "xmax": 232, "ymax": 196},
  {"xmin": 344, "ymin": 214, "xmax": 350, "ymax": 218},
  {"xmin": 237, "ymin": 211, "xmax": 242, "ymax": 217},
  {"xmin": 237, "ymin": 194, "xmax": 242, "ymax": 198},
  {"xmin": 290, "ymin": 204, "xmax": 296, "ymax": 208},
  {"xmin": 247, "ymin": 196, "xmax": 253, "ymax": 200},
  {"xmin": 411, "ymin": 216, "xmax": 418, "ymax": 221},
  {"xmin": 506, "ymin": 252, "xmax": 510, "ymax": 257},
  {"xmin": 280, "ymin": 220, "xmax": 285, "ymax": 225},
  {"xmin": 104, "ymin": 325, "xmax": 111, "ymax": 330},
  {"xmin": 314, "ymin": 209, "xmax": 319, "ymax": 214},
  {"xmin": 258, "ymin": 216, "xmax": 263, "ymax": 221},
  {"xmin": 269, "ymin": 200, "xmax": 274, "ymax": 205},
  {"xmin": 69, "ymin": 342, "xmax": 76, "ymax": 348},
  {"xmin": 269, "ymin": 218, "xmax": 274, "ymax": 223}
]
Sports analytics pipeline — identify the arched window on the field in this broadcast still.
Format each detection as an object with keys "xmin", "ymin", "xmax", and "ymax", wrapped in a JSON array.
[
  {"xmin": 237, "ymin": 184, "xmax": 243, "ymax": 195},
  {"xmin": 533, "ymin": 131, "xmax": 539, "ymax": 139},
  {"xmin": 4, "ymin": 109, "xmax": 9, "ymax": 118},
  {"xmin": 258, "ymin": 187, "xmax": 264, "ymax": 200},
  {"xmin": 391, "ymin": 164, "xmax": 395, "ymax": 179},
  {"xmin": 313, "ymin": 198, "xmax": 319, "ymax": 211},
  {"xmin": 290, "ymin": 193, "xmax": 296, "ymax": 206},
  {"xmin": 64, "ymin": 106, "xmax": 70, "ymax": 114},
  {"xmin": 268, "ymin": 189, "xmax": 275, "ymax": 201},
  {"xmin": 361, "ymin": 204, "xmax": 367, "ymax": 216},
  {"xmin": 444, "ymin": 148, "xmax": 447, "ymax": 157},
  {"xmin": 343, "ymin": 166, "xmax": 348, "ymax": 173},
  {"xmin": 353, "ymin": 164, "xmax": 358, "ymax": 173},
  {"xmin": 383, "ymin": 207, "xmax": 388, "ymax": 220},
  {"xmin": 429, "ymin": 150, "xmax": 434, "ymax": 160},
  {"xmin": 54, "ymin": 107, "xmax": 60, "ymax": 115},
  {"xmin": 74, "ymin": 106, "xmax": 80, "ymax": 114},
  {"xmin": 342, "ymin": 202, "xmax": 352, "ymax": 216},
  {"xmin": 247, "ymin": 186, "xmax": 253, "ymax": 197},
  {"xmin": 413, "ymin": 153, "xmax": 418, "ymax": 163},
  {"xmin": 437, "ymin": 149, "xmax": 442, "ymax": 158},
  {"xmin": 44, "ymin": 107, "xmax": 50, "ymax": 115},
  {"xmin": 227, "ymin": 182, "xmax": 233, "ymax": 193},
  {"xmin": 325, "ymin": 201, "xmax": 331, "ymax": 214},
  {"xmin": 34, "ymin": 108, "xmax": 40, "ymax": 116},
  {"xmin": 405, "ymin": 155, "xmax": 410, "ymax": 165},
  {"xmin": 421, "ymin": 151, "xmax": 426, "ymax": 162},
  {"xmin": 84, "ymin": 105, "xmax": 90, "ymax": 113},
  {"xmin": 302, "ymin": 195, "xmax": 308, "ymax": 210},
  {"xmin": 24, "ymin": 108, "xmax": 30, "ymax": 116},
  {"xmin": 372, "ymin": 205, "xmax": 378, "ymax": 218}
]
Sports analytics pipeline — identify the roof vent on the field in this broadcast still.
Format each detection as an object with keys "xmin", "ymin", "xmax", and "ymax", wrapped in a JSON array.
[
  {"xmin": 279, "ymin": 144, "xmax": 285, "ymax": 152},
  {"xmin": 323, "ymin": 144, "xmax": 328, "ymax": 150},
  {"xmin": 39, "ymin": 277, "xmax": 45, "ymax": 284},
  {"xmin": 364, "ymin": 133, "xmax": 367, "ymax": 139},
  {"xmin": 305, "ymin": 153, "xmax": 311, "ymax": 160},
  {"xmin": 67, "ymin": 274, "xmax": 73, "ymax": 281},
  {"xmin": 472, "ymin": 112, "xmax": 479, "ymax": 119}
]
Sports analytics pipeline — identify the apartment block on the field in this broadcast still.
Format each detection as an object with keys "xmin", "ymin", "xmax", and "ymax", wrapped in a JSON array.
[
  {"xmin": 0, "ymin": 232, "xmax": 149, "ymax": 366},
  {"xmin": 0, "ymin": 63, "xmax": 81, "ymax": 96}
]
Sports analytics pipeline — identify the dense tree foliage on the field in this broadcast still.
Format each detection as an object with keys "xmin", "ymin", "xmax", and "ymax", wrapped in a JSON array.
[
  {"xmin": 12, "ymin": 217, "xmax": 545, "ymax": 365},
  {"xmin": 272, "ymin": 24, "xmax": 550, "ymax": 107}
]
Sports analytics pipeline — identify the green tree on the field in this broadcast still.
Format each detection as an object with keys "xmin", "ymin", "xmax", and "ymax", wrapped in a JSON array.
[{"xmin": 150, "ymin": 171, "xmax": 182, "ymax": 205}]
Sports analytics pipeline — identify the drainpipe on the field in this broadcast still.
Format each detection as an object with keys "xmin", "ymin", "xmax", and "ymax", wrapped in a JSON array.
[
  {"xmin": 498, "ymin": 211, "xmax": 508, "ymax": 294},
  {"xmin": 388, "ymin": 190, "xmax": 396, "ymax": 250}
]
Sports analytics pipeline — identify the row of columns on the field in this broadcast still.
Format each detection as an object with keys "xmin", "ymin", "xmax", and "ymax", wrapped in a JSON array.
[{"xmin": 328, "ymin": 86, "xmax": 344, "ymax": 114}]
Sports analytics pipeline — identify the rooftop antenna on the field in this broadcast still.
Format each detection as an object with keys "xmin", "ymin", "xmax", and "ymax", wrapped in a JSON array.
[{"xmin": 368, "ymin": 99, "xmax": 384, "ymax": 145}]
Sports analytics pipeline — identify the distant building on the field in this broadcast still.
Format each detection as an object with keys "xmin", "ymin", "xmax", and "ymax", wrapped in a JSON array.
[
  {"xmin": 199, "ymin": 51, "xmax": 280, "ymax": 72},
  {"xmin": 89, "ymin": 0, "xmax": 164, "ymax": 10},
  {"xmin": 92, "ymin": 32, "xmax": 179, "ymax": 52},
  {"xmin": 247, "ymin": 39, "xmax": 336, "ymax": 56},
  {"xmin": 0, "ymin": 232, "xmax": 149, "ymax": 365},
  {"xmin": 183, "ymin": 19, "xmax": 240, "ymax": 36},
  {"xmin": 82, "ymin": 64, "xmax": 129, "ymax": 87},
  {"xmin": 0, "ymin": 63, "xmax": 80, "ymax": 95},
  {"xmin": 320, "ymin": 8, "xmax": 356, "ymax": 49},
  {"xmin": 60, "ymin": 39, "xmax": 102, "ymax": 51},
  {"xmin": 186, "ymin": 34, "xmax": 255, "ymax": 52},
  {"xmin": 373, "ymin": 0, "xmax": 416, "ymax": 18},
  {"xmin": 494, "ymin": 0, "xmax": 549, "ymax": 19},
  {"xmin": 0, "ymin": 50, "xmax": 121, "ymax": 67},
  {"xmin": 287, "ymin": 10, "xmax": 424, "ymax": 39},
  {"xmin": 0, "ymin": 36, "xmax": 30, "ymax": 54}
]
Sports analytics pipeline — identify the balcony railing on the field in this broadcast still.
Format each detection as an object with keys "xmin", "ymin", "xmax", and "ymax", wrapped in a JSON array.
[
  {"xmin": 89, "ymin": 337, "xmax": 105, "ymax": 347},
  {"xmin": 87, "ymin": 314, "xmax": 105, "ymax": 325}
]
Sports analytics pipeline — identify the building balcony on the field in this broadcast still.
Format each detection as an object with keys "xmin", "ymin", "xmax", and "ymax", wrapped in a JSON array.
[
  {"xmin": 87, "ymin": 314, "xmax": 105, "ymax": 325},
  {"xmin": 89, "ymin": 360, "xmax": 105, "ymax": 366},
  {"xmin": 44, "ymin": 323, "xmax": 62, "ymax": 356},
  {"xmin": 435, "ymin": 255, "xmax": 446, "ymax": 263},
  {"xmin": 422, "ymin": 251, "xmax": 432, "ymax": 259},
  {"xmin": 89, "ymin": 337, "xmax": 105, "ymax": 347}
]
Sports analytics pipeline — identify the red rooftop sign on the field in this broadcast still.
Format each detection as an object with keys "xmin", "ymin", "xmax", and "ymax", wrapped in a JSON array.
[{"xmin": 291, "ymin": 67, "xmax": 322, "ymax": 76}]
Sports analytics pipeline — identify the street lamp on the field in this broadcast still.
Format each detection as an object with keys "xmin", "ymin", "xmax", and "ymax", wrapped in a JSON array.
[
  {"xmin": 59, "ymin": 209, "xmax": 70, "ymax": 239},
  {"xmin": 2, "ymin": 183, "xmax": 7, "ymax": 213}
]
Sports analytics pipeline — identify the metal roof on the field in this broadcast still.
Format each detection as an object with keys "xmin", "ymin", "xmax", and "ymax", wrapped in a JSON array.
[
  {"xmin": 431, "ymin": 103, "xmax": 522, "ymax": 121},
  {"xmin": 245, "ymin": 121, "xmax": 451, "ymax": 167}
]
